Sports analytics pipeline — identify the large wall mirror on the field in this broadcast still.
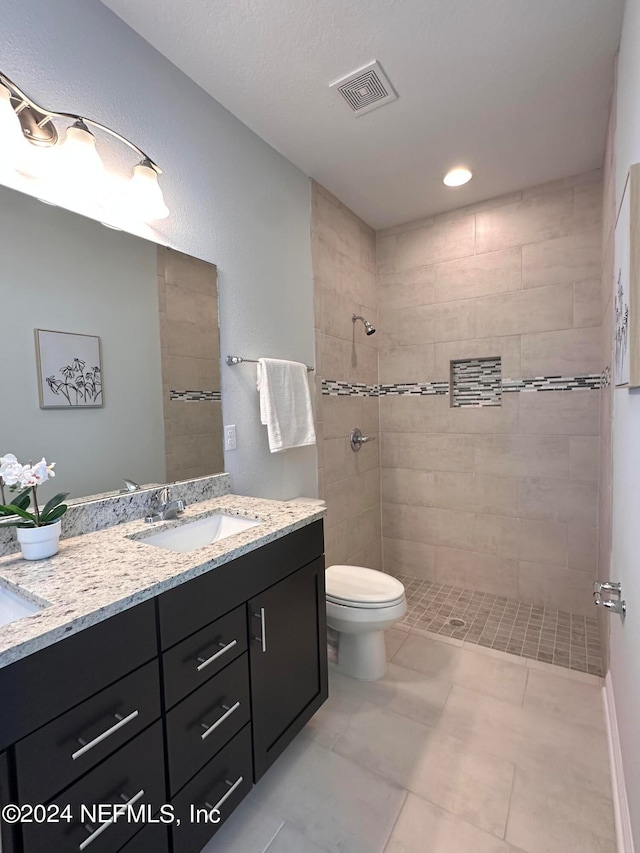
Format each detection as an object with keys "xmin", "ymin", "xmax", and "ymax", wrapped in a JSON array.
[{"xmin": 0, "ymin": 183, "xmax": 224, "ymax": 502}]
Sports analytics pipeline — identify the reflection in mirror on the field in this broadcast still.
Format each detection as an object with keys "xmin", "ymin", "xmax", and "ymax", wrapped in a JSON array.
[{"xmin": 0, "ymin": 183, "xmax": 223, "ymax": 502}]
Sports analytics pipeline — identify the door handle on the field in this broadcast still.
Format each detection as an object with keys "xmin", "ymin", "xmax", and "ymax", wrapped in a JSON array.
[{"xmin": 253, "ymin": 607, "xmax": 267, "ymax": 652}]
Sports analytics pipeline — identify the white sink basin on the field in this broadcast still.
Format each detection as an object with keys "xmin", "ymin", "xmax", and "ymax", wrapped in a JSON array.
[
  {"xmin": 140, "ymin": 513, "xmax": 261, "ymax": 553},
  {"xmin": 0, "ymin": 584, "xmax": 44, "ymax": 629}
]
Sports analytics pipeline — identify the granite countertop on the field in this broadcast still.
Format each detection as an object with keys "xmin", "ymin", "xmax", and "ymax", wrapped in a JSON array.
[{"xmin": 0, "ymin": 495, "xmax": 325, "ymax": 670}]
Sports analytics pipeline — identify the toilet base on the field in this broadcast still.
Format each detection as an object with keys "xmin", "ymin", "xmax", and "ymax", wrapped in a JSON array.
[{"xmin": 331, "ymin": 628, "xmax": 388, "ymax": 681}]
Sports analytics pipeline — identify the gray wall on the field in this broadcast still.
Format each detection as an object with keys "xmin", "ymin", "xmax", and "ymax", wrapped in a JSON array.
[
  {"xmin": 1, "ymin": 0, "xmax": 317, "ymax": 500},
  {"xmin": 0, "ymin": 185, "xmax": 166, "ymax": 500}
]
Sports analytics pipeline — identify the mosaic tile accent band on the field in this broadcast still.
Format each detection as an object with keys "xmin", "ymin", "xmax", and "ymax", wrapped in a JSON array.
[
  {"xmin": 322, "ymin": 373, "xmax": 603, "ymax": 397},
  {"xmin": 169, "ymin": 389, "xmax": 222, "ymax": 402},
  {"xmin": 451, "ymin": 357, "xmax": 502, "ymax": 407}
]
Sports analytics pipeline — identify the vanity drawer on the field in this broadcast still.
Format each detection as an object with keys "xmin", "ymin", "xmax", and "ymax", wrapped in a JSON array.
[
  {"xmin": 16, "ymin": 659, "xmax": 161, "ymax": 805},
  {"xmin": 166, "ymin": 654, "xmax": 250, "ymax": 795},
  {"xmin": 118, "ymin": 821, "xmax": 169, "ymax": 853},
  {"xmin": 158, "ymin": 520, "xmax": 324, "ymax": 649},
  {"xmin": 171, "ymin": 723, "xmax": 253, "ymax": 853},
  {"xmin": 0, "ymin": 599, "xmax": 157, "ymax": 750},
  {"xmin": 21, "ymin": 721, "xmax": 165, "ymax": 853},
  {"xmin": 162, "ymin": 605, "xmax": 247, "ymax": 709}
]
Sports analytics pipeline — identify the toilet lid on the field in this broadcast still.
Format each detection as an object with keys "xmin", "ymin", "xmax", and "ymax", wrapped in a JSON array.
[{"xmin": 326, "ymin": 565, "xmax": 405, "ymax": 607}]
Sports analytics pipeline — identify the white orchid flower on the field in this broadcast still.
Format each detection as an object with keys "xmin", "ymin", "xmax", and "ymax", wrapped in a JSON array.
[
  {"xmin": 0, "ymin": 453, "xmax": 18, "ymax": 476},
  {"xmin": 1, "ymin": 460, "xmax": 26, "ymax": 486},
  {"xmin": 29, "ymin": 458, "xmax": 55, "ymax": 485}
]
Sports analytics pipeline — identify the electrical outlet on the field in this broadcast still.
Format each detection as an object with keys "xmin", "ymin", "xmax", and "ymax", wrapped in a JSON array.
[{"xmin": 224, "ymin": 424, "xmax": 237, "ymax": 451}]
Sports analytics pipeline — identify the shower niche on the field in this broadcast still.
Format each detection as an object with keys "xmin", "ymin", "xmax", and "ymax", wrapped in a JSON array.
[{"xmin": 450, "ymin": 356, "xmax": 502, "ymax": 407}]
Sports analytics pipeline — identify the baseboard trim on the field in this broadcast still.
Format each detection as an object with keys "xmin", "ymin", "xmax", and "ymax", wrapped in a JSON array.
[{"xmin": 603, "ymin": 672, "xmax": 635, "ymax": 853}]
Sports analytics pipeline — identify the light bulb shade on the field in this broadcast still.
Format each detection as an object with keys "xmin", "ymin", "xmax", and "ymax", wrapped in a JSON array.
[
  {"xmin": 124, "ymin": 161, "xmax": 169, "ymax": 221},
  {"xmin": 0, "ymin": 83, "xmax": 28, "ymax": 169},
  {"xmin": 57, "ymin": 121, "xmax": 105, "ymax": 183}
]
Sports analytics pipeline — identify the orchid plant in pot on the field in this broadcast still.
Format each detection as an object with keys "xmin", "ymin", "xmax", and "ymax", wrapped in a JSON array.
[{"xmin": 0, "ymin": 454, "xmax": 69, "ymax": 560}]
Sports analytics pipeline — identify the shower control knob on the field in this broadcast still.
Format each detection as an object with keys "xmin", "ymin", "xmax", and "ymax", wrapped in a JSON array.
[{"xmin": 350, "ymin": 428, "xmax": 375, "ymax": 452}]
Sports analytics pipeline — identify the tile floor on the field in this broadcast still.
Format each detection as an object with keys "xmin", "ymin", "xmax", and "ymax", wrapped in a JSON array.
[
  {"xmin": 396, "ymin": 576, "xmax": 603, "ymax": 676},
  {"xmin": 202, "ymin": 630, "xmax": 615, "ymax": 853}
]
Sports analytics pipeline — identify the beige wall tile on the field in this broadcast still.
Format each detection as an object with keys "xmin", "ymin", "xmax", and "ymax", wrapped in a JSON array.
[
  {"xmin": 349, "ymin": 506, "xmax": 381, "ymax": 559},
  {"xmin": 322, "ymin": 394, "xmax": 364, "ymax": 439},
  {"xmin": 164, "ymin": 248, "xmax": 218, "ymax": 295},
  {"xmin": 440, "ymin": 394, "xmax": 519, "ymax": 435},
  {"xmin": 379, "ymin": 395, "xmax": 446, "ymax": 433},
  {"xmin": 569, "ymin": 436, "xmax": 600, "ymax": 482},
  {"xmin": 522, "ymin": 228, "xmax": 601, "ymax": 290},
  {"xmin": 396, "ymin": 216, "xmax": 475, "ymax": 269},
  {"xmin": 381, "ymin": 468, "xmax": 434, "ymax": 507},
  {"xmin": 474, "ymin": 435, "xmax": 570, "ymax": 479},
  {"xmin": 520, "ymin": 326, "xmax": 601, "ymax": 376},
  {"xmin": 473, "ymin": 514, "xmax": 519, "ymax": 558},
  {"xmin": 381, "ymin": 503, "xmax": 475, "ymax": 549},
  {"xmin": 312, "ymin": 234, "xmax": 342, "ymax": 288},
  {"xmin": 518, "ymin": 518, "xmax": 568, "ymax": 566},
  {"xmin": 436, "ymin": 547, "xmax": 519, "ymax": 598},
  {"xmin": 379, "ymin": 344, "xmax": 436, "ymax": 383},
  {"xmin": 521, "ymin": 170, "xmax": 602, "ymax": 198},
  {"xmin": 376, "ymin": 234, "xmax": 397, "ymax": 273},
  {"xmin": 377, "ymin": 266, "xmax": 435, "ymax": 310},
  {"xmin": 433, "ymin": 472, "xmax": 519, "ymax": 517},
  {"xmin": 475, "ymin": 190, "xmax": 574, "ymax": 254},
  {"xmin": 574, "ymin": 181, "xmax": 604, "ymax": 231},
  {"xmin": 573, "ymin": 278, "xmax": 601, "ymax": 328},
  {"xmin": 396, "ymin": 433, "xmax": 475, "ymax": 472},
  {"xmin": 398, "ymin": 299, "xmax": 476, "ymax": 345},
  {"xmin": 518, "ymin": 390, "xmax": 600, "ymax": 436},
  {"xmin": 380, "ymin": 432, "xmax": 399, "ymax": 467},
  {"xmin": 163, "ymin": 318, "xmax": 220, "ymax": 360},
  {"xmin": 383, "ymin": 538, "xmax": 437, "ymax": 580},
  {"xmin": 568, "ymin": 524, "xmax": 598, "ymax": 574},
  {"xmin": 518, "ymin": 561, "xmax": 596, "ymax": 615},
  {"xmin": 435, "ymin": 246, "xmax": 522, "ymax": 303},
  {"xmin": 434, "ymin": 336, "xmax": 521, "ymax": 380},
  {"xmin": 475, "ymin": 284, "xmax": 573, "ymax": 338},
  {"xmin": 518, "ymin": 477, "xmax": 598, "ymax": 526}
]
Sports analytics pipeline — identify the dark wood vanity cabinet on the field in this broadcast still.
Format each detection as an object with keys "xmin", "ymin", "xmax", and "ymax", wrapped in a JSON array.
[
  {"xmin": 249, "ymin": 556, "xmax": 328, "ymax": 779},
  {"xmin": 0, "ymin": 519, "xmax": 326, "ymax": 853}
]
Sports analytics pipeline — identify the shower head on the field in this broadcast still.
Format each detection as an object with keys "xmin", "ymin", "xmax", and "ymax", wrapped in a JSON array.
[{"xmin": 352, "ymin": 314, "xmax": 376, "ymax": 336}]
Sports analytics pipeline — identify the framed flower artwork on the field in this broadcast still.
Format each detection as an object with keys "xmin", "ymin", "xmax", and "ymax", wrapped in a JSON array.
[{"xmin": 34, "ymin": 329, "xmax": 104, "ymax": 408}]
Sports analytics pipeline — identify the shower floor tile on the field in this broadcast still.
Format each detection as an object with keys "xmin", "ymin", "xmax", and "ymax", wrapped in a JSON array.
[{"xmin": 394, "ymin": 576, "xmax": 603, "ymax": 677}]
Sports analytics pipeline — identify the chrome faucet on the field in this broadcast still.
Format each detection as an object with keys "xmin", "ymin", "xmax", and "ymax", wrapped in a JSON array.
[{"xmin": 145, "ymin": 487, "xmax": 186, "ymax": 523}]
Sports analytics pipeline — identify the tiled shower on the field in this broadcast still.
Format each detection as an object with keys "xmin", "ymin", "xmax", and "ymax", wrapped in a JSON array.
[{"xmin": 313, "ymin": 172, "xmax": 605, "ymax": 671}]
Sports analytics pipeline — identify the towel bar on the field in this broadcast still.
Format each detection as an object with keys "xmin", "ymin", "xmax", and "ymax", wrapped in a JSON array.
[{"xmin": 226, "ymin": 355, "xmax": 314, "ymax": 371}]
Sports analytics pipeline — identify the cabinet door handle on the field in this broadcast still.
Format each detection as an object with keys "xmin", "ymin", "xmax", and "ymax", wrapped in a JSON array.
[
  {"xmin": 205, "ymin": 776, "xmax": 244, "ymax": 814},
  {"xmin": 200, "ymin": 701, "xmax": 241, "ymax": 741},
  {"xmin": 79, "ymin": 788, "xmax": 144, "ymax": 850},
  {"xmin": 72, "ymin": 710, "xmax": 140, "ymax": 761},
  {"xmin": 253, "ymin": 607, "xmax": 267, "ymax": 652},
  {"xmin": 196, "ymin": 638, "xmax": 238, "ymax": 672}
]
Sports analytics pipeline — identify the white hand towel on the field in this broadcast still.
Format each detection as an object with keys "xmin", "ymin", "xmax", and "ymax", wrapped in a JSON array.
[{"xmin": 256, "ymin": 358, "xmax": 316, "ymax": 453}]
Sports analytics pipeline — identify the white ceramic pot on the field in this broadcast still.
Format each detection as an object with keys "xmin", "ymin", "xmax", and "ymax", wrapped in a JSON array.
[{"xmin": 16, "ymin": 520, "xmax": 62, "ymax": 561}]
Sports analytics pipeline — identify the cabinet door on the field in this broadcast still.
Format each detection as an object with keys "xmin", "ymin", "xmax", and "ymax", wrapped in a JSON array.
[
  {"xmin": 0, "ymin": 750, "xmax": 17, "ymax": 853},
  {"xmin": 249, "ymin": 557, "xmax": 327, "ymax": 779}
]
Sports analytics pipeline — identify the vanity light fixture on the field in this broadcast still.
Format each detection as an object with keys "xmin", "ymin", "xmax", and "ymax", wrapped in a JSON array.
[
  {"xmin": 0, "ymin": 71, "xmax": 169, "ymax": 221},
  {"xmin": 443, "ymin": 167, "xmax": 473, "ymax": 187}
]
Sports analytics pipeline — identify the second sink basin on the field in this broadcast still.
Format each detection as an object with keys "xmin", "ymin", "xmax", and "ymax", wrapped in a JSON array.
[
  {"xmin": 0, "ymin": 583, "xmax": 45, "ymax": 629},
  {"xmin": 139, "ymin": 513, "xmax": 261, "ymax": 553}
]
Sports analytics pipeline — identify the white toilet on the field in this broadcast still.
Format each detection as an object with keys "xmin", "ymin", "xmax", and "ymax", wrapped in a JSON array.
[
  {"xmin": 326, "ymin": 564, "xmax": 407, "ymax": 681},
  {"xmin": 285, "ymin": 497, "xmax": 407, "ymax": 681}
]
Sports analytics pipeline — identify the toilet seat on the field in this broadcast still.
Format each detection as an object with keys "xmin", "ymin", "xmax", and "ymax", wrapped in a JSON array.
[{"xmin": 326, "ymin": 565, "xmax": 406, "ymax": 609}]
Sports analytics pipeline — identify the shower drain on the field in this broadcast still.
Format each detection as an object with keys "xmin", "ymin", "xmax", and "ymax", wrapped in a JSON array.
[{"xmin": 448, "ymin": 618, "xmax": 466, "ymax": 628}]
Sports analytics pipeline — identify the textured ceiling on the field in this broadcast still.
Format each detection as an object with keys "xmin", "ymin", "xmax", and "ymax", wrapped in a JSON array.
[{"xmin": 101, "ymin": 0, "xmax": 624, "ymax": 229}]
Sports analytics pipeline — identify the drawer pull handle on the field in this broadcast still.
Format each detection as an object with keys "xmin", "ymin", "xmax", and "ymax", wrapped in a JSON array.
[
  {"xmin": 200, "ymin": 701, "xmax": 241, "ymax": 741},
  {"xmin": 79, "ymin": 788, "xmax": 144, "ymax": 850},
  {"xmin": 72, "ymin": 710, "xmax": 140, "ymax": 761},
  {"xmin": 253, "ymin": 607, "xmax": 267, "ymax": 653},
  {"xmin": 205, "ymin": 776, "xmax": 244, "ymax": 814},
  {"xmin": 196, "ymin": 638, "xmax": 238, "ymax": 672}
]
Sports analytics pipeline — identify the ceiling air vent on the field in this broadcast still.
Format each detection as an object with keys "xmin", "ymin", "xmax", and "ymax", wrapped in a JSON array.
[{"xmin": 330, "ymin": 61, "xmax": 397, "ymax": 116}]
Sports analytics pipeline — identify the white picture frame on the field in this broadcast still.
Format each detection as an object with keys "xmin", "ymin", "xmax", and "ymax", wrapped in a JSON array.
[{"xmin": 35, "ymin": 329, "xmax": 104, "ymax": 409}]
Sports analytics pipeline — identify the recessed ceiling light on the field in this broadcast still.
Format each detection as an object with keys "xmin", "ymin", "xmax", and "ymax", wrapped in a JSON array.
[{"xmin": 443, "ymin": 167, "xmax": 473, "ymax": 187}]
